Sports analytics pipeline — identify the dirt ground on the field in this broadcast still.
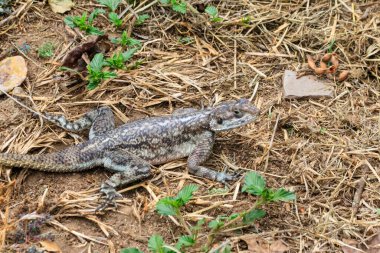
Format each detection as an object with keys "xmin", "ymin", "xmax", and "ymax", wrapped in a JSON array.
[{"xmin": 0, "ymin": 0, "xmax": 379, "ymax": 252}]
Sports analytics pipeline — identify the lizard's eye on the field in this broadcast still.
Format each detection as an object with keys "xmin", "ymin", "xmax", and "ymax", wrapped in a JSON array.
[
  {"xmin": 234, "ymin": 110, "xmax": 243, "ymax": 118},
  {"xmin": 217, "ymin": 118, "xmax": 223, "ymax": 124}
]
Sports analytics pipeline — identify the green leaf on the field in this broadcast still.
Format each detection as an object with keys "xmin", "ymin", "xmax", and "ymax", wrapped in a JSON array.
[
  {"xmin": 208, "ymin": 217, "xmax": 224, "ymax": 230},
  {"xmin": 89, "ymin": 53, "xmax": 105, "ymax": 71},
  {"xmin": 120, "ymin": 248, "xmax": 144, "ymax": 253},
  {"xmin": 160, "ymin": 0, "xmax": 170, "ymax": 4},
  {"xmin": 175, "ymin": 184, "xmax": 198, "ymax": 205},
  {"xmin": 88, "ymin": 8, "xmax": 105, "ymax": 24},
  {"xmin": 271, "ymin": 188, "xmax": 296, "ymax": 202},
  {"xmin": 109, "ymin": 12, "xmax": 122, "ymax": 28},
  {"xmin": 205, "ymin": 5, "xmax": 218, "ymax": 17},
  {"xmin": 377, "ymin": 209, "xmax": 380, "ymax": 215},
  {"xmin": 191, "ymin": 218, "xmax": 205, "ymax": 233},
  {"xmin": 97, "ymin": 0, "xmax": 121, "ymax": 12},
  {"xmin": 156, "ymin": 197, "xmax": 180, "ymax": 216},
  {"xmin": 38, "ymin": 42, "xmax": 55, "ymax": 58},
  {"xmin": 87, "ymin": 26, "xmax": 104, "ymax": 35},
  {"xmin": 228, "ymin": 213, "xmax": 239, "ymax": 220},
  {"xmin": 135, "ymin": 14, "xmax": 150, "ymax": 25},
  {"xmin": 211, "ymin": 17, "xmax": 223, "ymax": 22},
  {"xmin": 102, "ymin": 71, "xmax": 117, "ymax": 79},
  {"xmin": 172, "ymin": 2, "xmax": 186, "ymax": 14},
  {"xmin": 148, "ymin": 235, "xmax": 165, "ymax": 253},
  {"xmin": 242, "ymin": 172, "xmax": 266, "ymax": 196},
  {"xmin": 175, "ymin": 235, "xmax": 195, "ymax": 250},
  {"xmin": 122, "ymin": 48, "xmax": 138, "ymax": 61},
  {"xmin": 64, "ymin": 16, "xmax": 75, "ymax": 28},
  {"xmin": 242, "ymin": 209, "xmax": 266, "ymax": 224}
]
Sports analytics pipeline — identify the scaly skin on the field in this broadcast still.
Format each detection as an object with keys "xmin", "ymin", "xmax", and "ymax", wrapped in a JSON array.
[{"xmin": 0, "ymin": 99, "xmax": 260, "ymax": 210}]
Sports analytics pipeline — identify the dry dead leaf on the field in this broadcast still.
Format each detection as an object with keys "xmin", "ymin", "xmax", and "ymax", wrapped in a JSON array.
[
  {"xmin": 48, "ymin": 0, "xmax": 74, "ymax": 14},
  {"xmin": 39, "ymin": 240, "xmax": 62, "ymax": 253},
  {"xmin": 240, "ymin": 234, "xmax": 289, "ymax": 253},
  {"xmin": 342, "ymin": 233, "xmax": 380, "ymax": 253}
]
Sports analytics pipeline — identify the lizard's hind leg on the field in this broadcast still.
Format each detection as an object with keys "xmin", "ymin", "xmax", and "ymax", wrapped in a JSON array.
[
  {"xmin": 97, "ymin": 150, "xmax": 152, "ymax": 211},
  {"xmin": 45, "ymin": 106, "xmax": 115, "ymax": 139}
]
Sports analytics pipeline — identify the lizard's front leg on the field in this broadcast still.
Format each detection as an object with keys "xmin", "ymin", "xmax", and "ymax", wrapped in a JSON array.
[
  {"xmin": 187, "ymin": 131, "xmax": 237, "ymax": 183},
  {"xmin": 97, "ymin": 150, "xmax": 151, "ymax": 211},
  {"xmin": 45, "ymin": 106, "xmax": 115, "ymax": 139}
]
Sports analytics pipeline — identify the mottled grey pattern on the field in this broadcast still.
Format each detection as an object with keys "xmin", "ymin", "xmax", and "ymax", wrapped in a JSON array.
[{"xmin": 0, "ymin": 99, "xmax": 260, "ymax": 210}]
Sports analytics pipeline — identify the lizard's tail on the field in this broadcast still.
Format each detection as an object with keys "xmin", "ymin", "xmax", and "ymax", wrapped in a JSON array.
[{"xmin": 0, "ymin": 149, "xmax": 89, "ymax": 172}]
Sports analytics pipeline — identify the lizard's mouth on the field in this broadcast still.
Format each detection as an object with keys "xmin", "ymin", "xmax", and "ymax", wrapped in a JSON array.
[{"xmin": 210, "ymin": 113, "xmax": 259, "ymax": 132}]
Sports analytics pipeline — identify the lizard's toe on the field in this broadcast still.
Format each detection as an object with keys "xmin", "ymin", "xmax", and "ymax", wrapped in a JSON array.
[{"xmin": 96, "ymin": 184, "xmax": 123, "ymax": 212}]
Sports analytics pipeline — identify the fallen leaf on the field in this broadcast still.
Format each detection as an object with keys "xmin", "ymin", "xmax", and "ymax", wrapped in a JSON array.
[
  {"xmin": 39, "ymin": 240, "xmax": 62, "ymax": 253},
  {"xmin": 48, "ymin": 0, "xmax": 74, "ymax": 14},
  {"xmin": 239, "ymin": 234, "xmax": 289, "ymax": 253},
  {"xmin": 0, "ymin": 56, "xmax": 27, "ymax": 94}
]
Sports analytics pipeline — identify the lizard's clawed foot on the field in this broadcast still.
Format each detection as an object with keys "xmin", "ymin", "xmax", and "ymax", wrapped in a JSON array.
[
  {"xmin": 216, "ymin": 170, "xmax": 243, "ymax": 186},
  {"xmin": 96, "ymin": 184, "xmax": 123, "ymax": 212}
]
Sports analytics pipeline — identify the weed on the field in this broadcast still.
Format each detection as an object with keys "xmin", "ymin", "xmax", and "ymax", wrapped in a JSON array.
[
  {"xmin": 135, "ymin": 14, "xmax": 150, "ymax": 25},
  {"xmin": 87, "ymin": 53, "xmax": 117, "ymax": 90},
  {"xmin": 109, "ymin": 12, "xmax": 122, "ymax": 28},
  {"xmin": 97, "ymin": 0, "xmax": 121, "ymax": 12},
  {"xmin": 160, "ymin": 0, "xmax": 187, "ymax": 14},
  {"xmin": 38, "ymin": 42, "xmax": 55, "ymax": 59},
  {"xmin": 105, "ymin": 48, "xmax": 138, "ymax": 69},
  {"xmin": 64, "ymin": 9, "xmax": 105, "ymax": 35},
  {"xmin": 111, "ymin": 31, "xmax": 141, "ymax": 47},
  {"xmin": 121, "ymin": 172, "xmax": 295, "ymax": 252},
  {"xmin": 178, "ymin": 36, "xmax": 194, "ymax": 45},
  {"xmin": 205, "ymin": 6, "xmax": 222, "ymax": 22}
]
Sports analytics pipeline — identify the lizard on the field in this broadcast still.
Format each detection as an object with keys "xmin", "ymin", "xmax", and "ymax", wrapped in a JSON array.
[{"xmin": 0, "ymin": 99, "xmax": 260, "ymax": 211}]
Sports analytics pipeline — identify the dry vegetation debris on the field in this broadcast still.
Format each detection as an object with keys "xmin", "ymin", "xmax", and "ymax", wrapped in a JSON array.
[{"xmin": 0, "ymin": 0, "xmax": 379, "ymax": 252}]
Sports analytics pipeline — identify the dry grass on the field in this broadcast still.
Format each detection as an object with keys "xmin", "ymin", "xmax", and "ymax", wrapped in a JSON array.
[{"xmin": 0, "ymin": 0, "xmax": 379, "ymax": 252}]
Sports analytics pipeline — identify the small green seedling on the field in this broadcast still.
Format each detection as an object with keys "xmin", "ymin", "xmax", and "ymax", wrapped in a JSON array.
[
  {"xmin": 135, "ymin": 14, "xmax": 150, "ymax": 25},
  {"xmin": 205, "ymin": 5, "xmax": 222, "ymax": 22},
  {"xmin": 241, "ymin": 15, "xmax": 253, "ymax": 25},
  {"xmin": 38, "ymin": 42, "xmax": 55, "ymax": 59},
  {"xmin": 64, "ymin": 9, "xmax": 105, "ymax": 35},
  {"xmin": 111, "ymin": 31, "xmax": 141, "ymax": 47},
  {"xmin": 156, "ymin": 184, "xmax": 198, "ymax": 217},
  {"xmin": 105, "ymin": 48, "xmax": 138, "ymax": 69},
  {"xmin": 86, "ymin": 53, "xmax": 117, "ymax": 90},
  {"xmin": 97, "ymin": 0, "xmax": 121, "ymax": 12},
  {"xmin": 121, "ymin": 173, "xmax": 295, "ymax": 252},
  {"xmin": 178, "ymin": 36, "xmax": 194, "ymax": 45},
  {"xmin": 160, "ymin": 0, "xmax": 187, "ymax": 14},
  {"xmin": 109, "ymin": 12, "xmax": 122, "ymax": 28}
]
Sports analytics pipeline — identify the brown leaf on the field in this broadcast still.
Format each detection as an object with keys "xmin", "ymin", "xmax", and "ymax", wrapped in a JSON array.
[
  {"xmin": 240, "ymin": 234, "xmax": 289, "ymax": 253},
  {"xmin": 61, "ymin": 35, "xmax": 108, "ymax": 70},
  {"xmin": 367, "ymin": 233, "xmax": 380, "ymax": 253},
  {"xmin": 39, "ymin": 240, "xmax": 62, "ymax": 253},
  {"xmin": 48, "ymin": 0, "xmax": 74, "ymax": 14},
  {"xmin": 341, "ymin": 239, "xmax": 362, "ymax": 253}
]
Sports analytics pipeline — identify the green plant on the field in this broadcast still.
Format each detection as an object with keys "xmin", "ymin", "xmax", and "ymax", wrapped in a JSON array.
[
  {"xmin": 120, "ymin": 173, "xmax": 295, "ymax": 252},
  {"xmin": 97, "ymin": 0, "xmax": 121, "ymax": 12},
  {"xmin": 160, "ymin": 0, "xmax": 187, "ymax": 14},
  {"xmin": 64, "ymin": 9, "xmax": 105, "ymax": 35},
  {"xmin": 178, "ymin": 36, "xmax": 193, "ymax": 45},
  {"xmin": 109, "ymin": 12, "xmax": 122, "ymax": 28},
  {"xmin": 135, "ymin": 14, "xmax": 150, "ymax": 25},
  {"xmin": 111, "ymin": 31, "xmax": 141, "ymax": 47},
  {"xmin": 38, "ymin": 42, "xmax": 55, "ymax": 58},
  {"xmin": 205, "ymin": 6, "xmax": 222, "ymax": 22},
  {"xmin": 241, "ymin": 15, "xmax": 253, "ymax": 25},
  {"xmin": 105, "ymin": 48, "xmax": 138, "ymax": 69},
  {"xmin": 87, "ymin": 53, "xmax": 117, "ymax": 90}
]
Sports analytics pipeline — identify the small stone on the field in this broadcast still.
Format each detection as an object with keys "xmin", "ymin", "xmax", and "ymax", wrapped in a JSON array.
[
  {"xmin": 0, "ymin": 56, "xmax": 27, "ymax": 94},
  {"xmin": 283, "ymin": 70, "xmax": 334, "ymax": 99}
]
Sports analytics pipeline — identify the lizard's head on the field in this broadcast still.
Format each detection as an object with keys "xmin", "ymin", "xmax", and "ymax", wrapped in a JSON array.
[{"xmin": 209, "ymin": 99, "xmax": 260, "ymax": 132}]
